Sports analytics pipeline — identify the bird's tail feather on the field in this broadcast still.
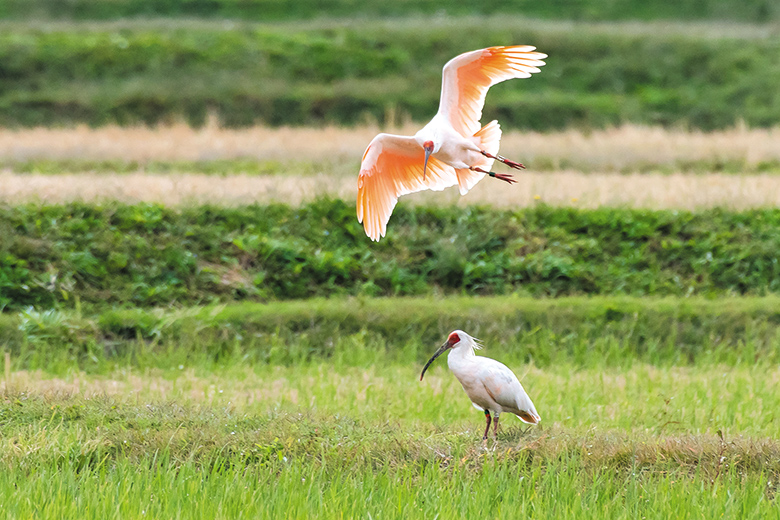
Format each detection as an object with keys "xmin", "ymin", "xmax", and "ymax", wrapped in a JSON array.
[
  {"xmin": 475, "ymin": 120, "xmax": 502, "ymax": 166},
  {"xmin": 455, "ymin": 120, "xmax": 502, "ymax": 195},
  {"xmin": 517, "ymin": 410, "xmax": 541, "ymax": 424}
]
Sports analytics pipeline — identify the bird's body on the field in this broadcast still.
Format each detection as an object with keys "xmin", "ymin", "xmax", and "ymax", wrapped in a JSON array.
[
  {"xmin": 357, "ymin": 46, "xmax": 547, "ymax": 241},
  {"xmin": 420, "ymin": 330, "xmax": 540, "ymax": 442}
]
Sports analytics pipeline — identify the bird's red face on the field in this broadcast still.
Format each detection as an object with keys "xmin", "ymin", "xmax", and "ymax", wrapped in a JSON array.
[{"xmin": 447, "ymin": 331, "xmax": 460, "ymax": 347}]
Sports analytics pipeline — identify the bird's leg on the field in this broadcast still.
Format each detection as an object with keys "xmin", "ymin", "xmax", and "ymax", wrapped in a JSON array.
[
  {"xmin": 493, "ymin": 415, "xmax": 500, "ymax": 440},
  {"xmin": 471, "ymin": 167, "xmax": 517, "ymax": 184},
  {"xmin": 482, "ymin": 409, "xmax": 492, "ymax": 443},
  {"xmin": 480, "ymin": 150, "xmax": 526, "ymax": 170}
]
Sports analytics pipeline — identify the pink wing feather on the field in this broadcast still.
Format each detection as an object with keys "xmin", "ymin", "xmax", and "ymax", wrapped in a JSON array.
[
  {"xmin": 438, "ymin": 46, "xmax": 547, "ymax": 137},
  {"xmin": 356, "ymin": 46, "xmax": 546, "ymax": 241},
  {"xmin": 356, "ymin": 133, "xmax": 457, "ymax": 241}
]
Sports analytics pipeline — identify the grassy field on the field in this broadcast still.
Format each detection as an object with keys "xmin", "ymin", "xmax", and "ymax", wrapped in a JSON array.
[
  {"xmin": 3, "ymin": 203, "xmax": 780, "ymax": 508},
  {"xmin": 2, "ymin": 328, "xmax": 780, "ymax": 518}
]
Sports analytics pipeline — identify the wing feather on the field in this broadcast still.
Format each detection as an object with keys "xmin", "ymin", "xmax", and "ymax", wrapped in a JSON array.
[
  {"xmin": 438, "ymin": 46, "xmax": 547, "ymax": 136},
  {"xmin": 357, "ymin": 133, "xmax": 457, "ymax": 241},
  {"xmin": 478, "ymin": 358, "xmax": 541, "ymax": 423}
]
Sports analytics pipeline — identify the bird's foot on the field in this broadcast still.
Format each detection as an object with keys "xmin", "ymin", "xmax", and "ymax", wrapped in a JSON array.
[
  {"xmin": 471, "ymin": 167, "xmax": 517, "ymax": 184},
  {"xmin": 480, "ymin": 150, "xmax": 526, "ymax": 170},
  {"xmin": 490, "ymin": 171, "xmax": 517, "ymax": 184},
  {"xmin": 497, "ymin": 155, "xmax": 525, "ymax": 170}
]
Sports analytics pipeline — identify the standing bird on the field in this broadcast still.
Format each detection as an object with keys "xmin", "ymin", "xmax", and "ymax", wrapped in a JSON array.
[
  {"xmin": 420, "ymin": 330, "xmax": 540, "ymax": 442},
  {"xmin": 356, "ymin": 45, "xmax": 547, "ymax": 241}
]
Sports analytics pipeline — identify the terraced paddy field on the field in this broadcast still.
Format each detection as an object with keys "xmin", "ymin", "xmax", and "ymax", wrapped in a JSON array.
[{"xmin": 2, "ymin": 10, "xmax": 780, "ymax": 515}]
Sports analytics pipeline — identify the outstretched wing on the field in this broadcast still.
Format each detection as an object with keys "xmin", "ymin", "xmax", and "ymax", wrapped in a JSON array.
[
  {"xmin": 438, "ymin": 46, "xmax": 547, "ymax": 137},
  {"xmin": 357, "ymin": 133, "xmax": 457, "ymax": 241}
]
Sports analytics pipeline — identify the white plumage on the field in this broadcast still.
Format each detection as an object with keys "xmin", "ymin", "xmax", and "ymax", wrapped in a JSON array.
[{"xmin": 420, "ymin": 330, "xmax": 540, "ymax": 441}]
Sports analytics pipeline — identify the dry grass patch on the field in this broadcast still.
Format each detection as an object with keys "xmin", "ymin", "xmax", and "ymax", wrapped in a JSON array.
[
  {"xmin": 2, "ymin": 123, "xmax": 779, "ymax": 172},
  {"xmin": 4, "ymin": 170, "xmax": 780, "ymax": 209}
]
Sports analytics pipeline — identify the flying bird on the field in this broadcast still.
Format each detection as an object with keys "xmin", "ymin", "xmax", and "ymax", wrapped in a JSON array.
[
  {"xmin": 356, "ymin": 45, "xmax": 547, "ymax": 241},
  {"xmin": 420, "ymin": 330, "xmax": 541, "ymax": 442}
]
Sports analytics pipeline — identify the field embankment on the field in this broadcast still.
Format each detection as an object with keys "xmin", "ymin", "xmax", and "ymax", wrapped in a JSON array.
[{"xmin": 2, "ymin": 296, "xmax": 780, "ymax": 369}]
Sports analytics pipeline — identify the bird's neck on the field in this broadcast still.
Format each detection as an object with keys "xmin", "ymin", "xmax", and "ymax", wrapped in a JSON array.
[{"xmin": 447, "ymin": 344, "xmax": 476, "ymax": 371}]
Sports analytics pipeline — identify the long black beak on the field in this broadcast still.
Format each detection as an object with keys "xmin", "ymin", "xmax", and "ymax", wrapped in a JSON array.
[
  {"xmin": 419, "ymin": 340, "xmax": 450, "ymax": 381},
  {"xmin": 422, "ymin": 146, "xmax": 432, "ymax": 181}
]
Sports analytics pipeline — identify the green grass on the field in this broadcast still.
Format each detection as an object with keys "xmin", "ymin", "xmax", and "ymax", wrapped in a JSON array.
[
  {"xmin": 1, "ymin": 16, "xmax": 779, "ymax": 129},
  {"xmin": 5, "ymin": 201, "xmax": 780, "ymax": 311},
  {"xmin": 1, "ymin": 360, "xmax": 779, "ymax": 518},
  {"xmin": 1, "ymin": 446, "xmax": 773, "ymax": 519}
]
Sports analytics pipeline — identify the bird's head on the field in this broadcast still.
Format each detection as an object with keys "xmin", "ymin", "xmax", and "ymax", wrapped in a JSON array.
[
  {"xmin": 422, "ymin": 140, "xmax": 434, "ymax": 181},
  {"xmin": 420, "ymin": 330, "xmax": 473, "ymax": 381}
]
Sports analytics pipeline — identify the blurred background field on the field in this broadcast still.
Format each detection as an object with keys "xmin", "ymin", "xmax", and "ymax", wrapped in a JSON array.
[
  {"xmin": 2, "ymin": 0, "xmax": 777, "ymax": 22},
  {"xmin": 1, "ymin": 2, "xmax": 780, "ymax": 518},
  {"xmin": 1, "ymin": 16, "xmax": 779, "ymax": 129}
]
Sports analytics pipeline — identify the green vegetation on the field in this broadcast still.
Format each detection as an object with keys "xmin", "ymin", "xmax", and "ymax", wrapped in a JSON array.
[
  {"xmin": 1, "ymin": 18, "xmax": 779, "ymax": 130},
  {"xmin": 3, "ymin": 201, "xmax": 780, "ymax": 311},
  {"xmin": 2, "ymin": 0, "xmax": 777, "ymax": 22}
]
